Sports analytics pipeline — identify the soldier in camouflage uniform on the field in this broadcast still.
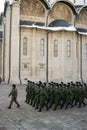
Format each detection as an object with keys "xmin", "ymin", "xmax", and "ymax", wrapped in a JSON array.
[
  {"xmin": 77, "ymin": 85, "xmax": 86, "ymax": 108},
  {"xmin": 49, "ymin": 84, "xmax": 55, "ymax": 109},
  {"xmin": 8, "ymin": 84, "xmax": 20, "ymax": 109},
  {"xmin": 53, "ymin": 85, "xmax": 62, "ymax": 110},
  {"xmin": 25, "ymin": 80, "xmax": 31, "ymax": 104},
  {"xmin": 34, "ymin": 84, "xmax": 41, "ymax": 109},
  {"xmin": 30, "ymin": 82, "xmax": 36, "ymax": 105},
  {"xmin": 38, "ymin": 87, "xmax": 49, "ymax": 112}
]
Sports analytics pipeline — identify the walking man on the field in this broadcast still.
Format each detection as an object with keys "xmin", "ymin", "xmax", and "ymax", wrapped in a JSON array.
[{"xmin": 8, "ymin": 84, "xmax": 20, "ymax": 109}]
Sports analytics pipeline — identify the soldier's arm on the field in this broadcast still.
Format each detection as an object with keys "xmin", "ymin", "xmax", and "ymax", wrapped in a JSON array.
[{"xmin": 8, "ymin": 90, "xmax": 12, "ymax": 97}]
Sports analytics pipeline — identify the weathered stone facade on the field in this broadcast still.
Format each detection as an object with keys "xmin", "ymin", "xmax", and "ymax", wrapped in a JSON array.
[
  {"xmin": 0, "ymin": 23, "xmax": 2, "ymax": 78},
  {"xmin": 1, "ymin": 0, "xmax": 87, "ymax": 84}
]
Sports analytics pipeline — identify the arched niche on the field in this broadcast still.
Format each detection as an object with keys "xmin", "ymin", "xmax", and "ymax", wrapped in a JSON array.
[
  {"xmin": 79, "ymin": 7, "xmax": 87, "ymax": 25},
  {"xmin": 20, "ymin": 0, "xmax": 46, "ymax": 17},
  {"xmin": 49, "ymin": 2, "xmax": 73, "ymax": 23}
]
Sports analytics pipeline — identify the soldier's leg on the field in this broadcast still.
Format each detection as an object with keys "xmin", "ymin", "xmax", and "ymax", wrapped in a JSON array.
[
  {"xmin": 46, "ymin": 97, "xmax": 50, "ymax": 107},
  {"xmin": 49, "ymin": 98, "xmax": 54, "ymax": 108},
  {"xmin": 53, "ymin": 99, "xmax": 58, "ymax": 110},
  {"xmin": 60, "ymin": 99, "xmax": 66, "ymax": 109},
  {"xmin": 74, "ymin": 97, "xmax": 79, "ymax": 106},
  {"xmin": 70, "ymin": 100, "xmax": 73, "ymax": 108},
  {"xmin": 30, "ymin": 96, "xmax": 35, "ymax": 105},
  {"xmin": 78, "ymin": 102, "xmax": 81, "ymax": 108},
  {"xmin": 65, "ymin": 100, "xmax": 69, "ymax": 109},
  {"xmin": 35, "ymin": 104, "xmax": 38, "ymax": 109},
  {"xmin": 32, "ymin": 97, "xmax": 36, "ymax": 107},
  {"xmin": 38, "ymin": 105, "xmax": 42, "ymax": 112},
  {"xmin": 27, "ymin": 94, "xmax": 30, "ymax": 104},
  {"xmin": 38, "ymin": 102, "xmax": 44, "ymax": 112},
  {"xmin": 32, "ymin": 97, "xmax": 35, "ymax": 106},
  {"xmin": 71, "ymin": 96, "xmax": 75, "ymax": 106},
  {"xmin": 81, "ymin": 97, "xmax": 86, "ymax": 107},
  {"xmin": 82, "ymin": 100, "xmax": 86, "ymax": 106},
  {"xmin": 45, "ymin": 102, "xmax": 49, "ymax": 111},
  {"xmin": 78, "ymin": 98, "xmax": 86, "ymax": 108},
  {"xmin": 14, "ymin": 99, "xmax": 20, "ymax": 108},
  {"xmin": 8, "ymin": 99, "xmax": 13, "ymax": 108},
  {"xmin": 35, "ymin": 98, "xmax": 39, "ymax": 109},
  {"xmin": 30, "ymin": 96, "xmax": 33, "ymax": 105},
  {"xmin": 25, "ymin": 93, "xmax": 28, "ymax": 102}
]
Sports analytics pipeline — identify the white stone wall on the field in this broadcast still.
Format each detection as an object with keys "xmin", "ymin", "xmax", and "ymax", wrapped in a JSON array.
[
  {"xmin": 20, "ymin": 28, "xmax": 80, "ymax": 83},
  {"xmin": 82, "ymin": 35, "xmax": 87, "ymax": 82},
  {"xmin": 3, "ymin": 0, "xmax": 87, "ymax": 84},
  {"xmin": 4, "ymin": 1, "xmax": 21, "ymax": 83},
  {"xmin": 4, "ymin": 5, "xmax": 11, "ymax": 83},
  {"xmin": 9, "ymin": 1, "xmax": 20, "ymax": 83},
  {"xmin": 20, "ymin": 28, "xmax": 47, "ymax": 83},
  {"xmin": 0, "ymin": 24, "xmax": 2, "ymax": 78}
]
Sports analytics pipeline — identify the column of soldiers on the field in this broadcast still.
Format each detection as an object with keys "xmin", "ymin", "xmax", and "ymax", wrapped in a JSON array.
[{"xmin": 25, "ymin": 80, "xmax": 87, "ymax": 112}]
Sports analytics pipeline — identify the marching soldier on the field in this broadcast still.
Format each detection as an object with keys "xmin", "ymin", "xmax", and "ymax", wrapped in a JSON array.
[
  {"xmin": 25, "ymin": 80, "xmax": 87, "ymax": 111},
  {"xmin": 25, "ymin": 80, "xmax": 31, "ymax": 104},
  {"xmin": 38, "ymin": 87, "xmax": 49, "ymax": 112},
  {"xmin": 8, "ymin": 84, "xmax": 20, "ymax": 109}
]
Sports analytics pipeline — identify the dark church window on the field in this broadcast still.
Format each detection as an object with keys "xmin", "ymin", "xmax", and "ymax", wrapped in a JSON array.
[
  {"xmin": 23, "ymin": 37, "xmax": 27, "ymax": 55},
  {"xmin": 66, "ymin": 40, "xmax": 71, "ymax": 57},
  {"xmin": 40, "ymin": 39, "xmax": 45, "ymax": 56},
  {"xmin": 54, "ymin": 40, "xmax": 58, "ymax": 57},
  {"xmin": 84, "ymin": 43, "xmax": 87, "ymax": 59}
]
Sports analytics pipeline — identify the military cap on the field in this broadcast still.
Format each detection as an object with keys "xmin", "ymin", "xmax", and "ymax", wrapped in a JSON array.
[
  {"xmin": 48, "ymin": 83, "xmax": 51, "ymax": 85},
  {"xmin": 44, "ymin": 82, "xmax": 46, "ymax": 86},
  {"xmin": 27, "ymin": 80, "xmax": 30, "ymax": 82},
  {"xmin": 71, "ymin": 81, "xmax": 73, "ymax": 84},
  {"xmin": 12, "ymin": 84, "xmax": 16, "ymax": 88},
  {"xmin": 12, "ymin": 84, "xmax": 16, "ymax": 86},
  {"xmin": 39, "ymin": 81, "xmax": 42, "ymax": 84}
]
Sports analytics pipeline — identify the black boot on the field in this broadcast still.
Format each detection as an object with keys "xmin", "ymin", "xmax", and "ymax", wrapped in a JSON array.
[
  {"xmin": 65, "ymin": 106, "xmax": 68, "ymax": 109},
  {"xmin": 49, "ymin": 105, "xmax": 52, "ymax": 108},
  {"xmin": 46, "ymin": 107, "xmax": 49, "ymax": 111},
  {"xmin": 70, "ymin": 105, "xmax": 73, "ymax": 108},
  {"xmin": 78, "ymin": 104, "xmax": 81, "ymax": 108},
  {"xmin": 8, "ymin": 106, "xmax": 11, "ymax": 109},
  {"xmin": 26, "ymin": 101, "xmax": 30, "ymax": 104},
  {"xmin": 60, "ymin": 105, "xmax": 63, "ymax": 109},
  {"xmin": 38, "ymin": 109, "xmax": 41, "ymax": 112},
  {"xmin": 53, "ymin": 107, "xmax": 56, "ymax": 110},
  {"xmin": 17, "ymin": 104, "xmax": 20, "ymax": 108},
  {"xmin": 30, "ymin": 101, "xmax": 32, "ymax": 105},
  {"xmin": 35, "ymin": 107, "xmax": 38, "ymax": 109},
  {"xmin": 83, "ymin": 102, "xmax": 86, "ymax": 107}
]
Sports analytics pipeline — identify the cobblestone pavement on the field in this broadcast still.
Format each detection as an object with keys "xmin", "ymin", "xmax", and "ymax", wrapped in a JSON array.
[{"xmin": 0, "ymin": 84, "xmax": 87, "ymax": 130}]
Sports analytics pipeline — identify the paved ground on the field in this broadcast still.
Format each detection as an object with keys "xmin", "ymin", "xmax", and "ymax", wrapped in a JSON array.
[{"xmin": 0, "ymin": 84, "xmax": 87, "ymax": 130}]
